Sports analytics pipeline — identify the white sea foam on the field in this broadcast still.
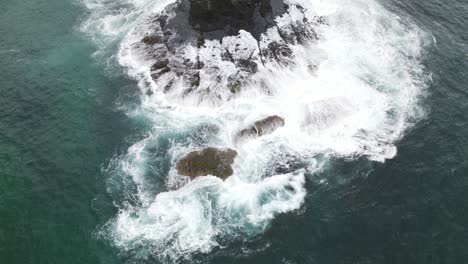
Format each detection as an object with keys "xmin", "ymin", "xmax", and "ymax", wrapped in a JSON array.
[
  {"xmin": 80, "ymin": 0, "xmax": 176, "ymax": 58},
  {"xmin": 109, "ymin": 171, "xmax": 306, "ymax": 260},
  {"xmin": 82, "ymin": 0, "xmax": 429, "ymax": 261}
]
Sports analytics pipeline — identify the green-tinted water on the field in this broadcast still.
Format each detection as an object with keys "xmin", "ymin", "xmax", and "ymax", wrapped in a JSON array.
[
  {"xmin": 0, "ymin": 0, "xmax": 130, "ymax": 262},
  {"xmin": 1, "ymin": 0, "xmax": 468, "ymax": 263}
]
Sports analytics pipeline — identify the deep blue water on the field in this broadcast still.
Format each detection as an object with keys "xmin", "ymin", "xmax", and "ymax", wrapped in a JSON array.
[{"xmin": 1, "ymin": 0, "xmax": 467, "ymax": 263}]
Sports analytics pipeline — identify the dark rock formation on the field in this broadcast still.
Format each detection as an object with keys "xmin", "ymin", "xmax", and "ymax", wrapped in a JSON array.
[
  {"xmin": 189, "ymin": 0, "xmax": 286, "ymax": 39},
  {"xmin": 272, "ymin": 157, "xmax": 304, "ymax": 174},
  {"xmin": 235, "ymin": 115, "xmax": 285, "ymax": 142},
  {"xmin": 176, "ymin": 147, "xmax": 237, "ymax": 179},
  {"xmin": 136, "ymin": 0, "xmax": 326, "ymax": 100}
]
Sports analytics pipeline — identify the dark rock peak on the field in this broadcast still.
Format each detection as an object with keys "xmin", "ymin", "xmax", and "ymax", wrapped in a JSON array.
[
  {"xmin": 189, "ymin": 0, "xmax": 286, "ymax": 39},
  {"xmin": 254, "ymin": 115, "xmax": 286, "ymax": 135},
  {"xmin": 138, "ymin": 0, "xmax": 324, "ymax": 100}
]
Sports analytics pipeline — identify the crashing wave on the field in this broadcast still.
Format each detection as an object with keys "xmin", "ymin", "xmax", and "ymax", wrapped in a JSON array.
[
  {"xmin": 119, "ymin": 0, "xmax": 326, "ymax": 104},
  {"xmin": 81, "ymin": 0, "xmax": 430, "ymax": 262}
]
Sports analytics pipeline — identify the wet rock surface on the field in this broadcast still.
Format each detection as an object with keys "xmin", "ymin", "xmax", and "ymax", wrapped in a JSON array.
[
  {"xmin": 137, "ymin": 0, "xmax": 325, "ymax": 100},
  {"xmin": 176, "ymin": 147, "xmax": 237, "ymax": 179},
  {"xmin": 190, "ymin": 0, "xmax": 286, "ymax": 39},
  {"xmin": 272, "ymin": 156, "xmax": 305, "ymax": 175},
  {"xmin": 235, "ymin": 115, "xmax": 285, "ymax": 142}
]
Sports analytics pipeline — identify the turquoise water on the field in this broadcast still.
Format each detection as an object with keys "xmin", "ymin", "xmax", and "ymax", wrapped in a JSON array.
[
  {"xmin": 1, "ymin": 0, "xmax": 467, "ymax": 263},
  {"xmin": 0, "ymin": 0, "xmax": 127, "ymax": 262}
]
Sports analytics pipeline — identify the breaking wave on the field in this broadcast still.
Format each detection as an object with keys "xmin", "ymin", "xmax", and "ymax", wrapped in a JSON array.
[{"xmin": 81, "ymin": 0, "xmax": 430, "ymax": 262}]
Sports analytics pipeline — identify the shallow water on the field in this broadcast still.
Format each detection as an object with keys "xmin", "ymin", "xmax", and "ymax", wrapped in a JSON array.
[{"xmin": 0, "ymin": 0, "xmax": 467, "ymax": 263}]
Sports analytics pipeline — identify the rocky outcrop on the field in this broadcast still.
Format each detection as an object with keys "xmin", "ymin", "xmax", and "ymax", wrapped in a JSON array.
[
  {"xmin": 136, "ymin": 0, "xmax": 325, "ymax": 100},
  {"xmin": 235, "ymin": 115, "xmax": 285, "ymax": 142},
  {"xmin": 189, "ymin": 0, "xmax": 285, "ymax": 39},
  {"xmin": 176, "ymin": 147, "xmax": 237, "ymax": 179}
]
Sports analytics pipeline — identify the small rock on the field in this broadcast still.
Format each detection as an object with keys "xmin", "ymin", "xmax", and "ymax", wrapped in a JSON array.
[
  {"xmin": 235, "ymin": 115, "xmax": 285, "ymax": 142},
  {"xmin": 176, "ymin": 147, "xmax": 237, "ymax": 179},
  {"xmin": 254, "ymin": 115, "xmax": 285, "ymax": 135}
]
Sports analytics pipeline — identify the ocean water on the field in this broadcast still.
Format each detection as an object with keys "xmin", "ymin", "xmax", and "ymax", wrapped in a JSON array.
[{"xmin": 0, "ymin": 0, "xmax": 467, "ymax": 263}]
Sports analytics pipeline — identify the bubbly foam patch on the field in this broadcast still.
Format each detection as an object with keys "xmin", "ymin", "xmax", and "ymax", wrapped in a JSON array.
[
  {"xmin": 107, "ymin": 171, "xmax": 306, "ymax": 260},
  {"xmin": 82, "ymin": 0, "xmax": 429, "ymax": 262}
]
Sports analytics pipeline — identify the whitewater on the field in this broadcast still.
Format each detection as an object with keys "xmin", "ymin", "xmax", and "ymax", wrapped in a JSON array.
[{"xmin": 80, "ymin": 0, "xmax": 430, "ymax": 262}]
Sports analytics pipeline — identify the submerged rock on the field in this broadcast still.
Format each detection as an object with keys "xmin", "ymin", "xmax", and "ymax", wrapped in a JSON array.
[
  {"xmin": 302, "ymin": 98, "xmax": 354, "ymax": 130},
  {"xmin": 272, "ymin": 157, "xmax": 304, "ymax": 175},
  {"xmin": 235, "ymin": 115, "xmax": 285, "ymax": 142},
  {"xmin": 176, "ymin": 147, "xmax": 237, "ymax": 179},
  {"xmin": 189, "ymin": 123, "xmax": 220, "ymax": 143}
]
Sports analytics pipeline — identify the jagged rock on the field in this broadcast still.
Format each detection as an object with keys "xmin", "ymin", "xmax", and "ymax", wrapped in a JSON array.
[
  {"xmin": 235, "ymin": 115, "xmax": 285, "ymax": 142},
  {"xmin": 176, "ymin": 147, "xmax": 237, "ymax": 179},
  {"xmin": 136, "ymin": 0, "xmax": 325, "ymax": 100}
]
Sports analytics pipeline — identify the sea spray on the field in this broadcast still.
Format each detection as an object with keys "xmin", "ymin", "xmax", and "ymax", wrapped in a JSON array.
[{"xmin": 82, "ymin": 0, "xmax": 429, "ymax": 261}]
